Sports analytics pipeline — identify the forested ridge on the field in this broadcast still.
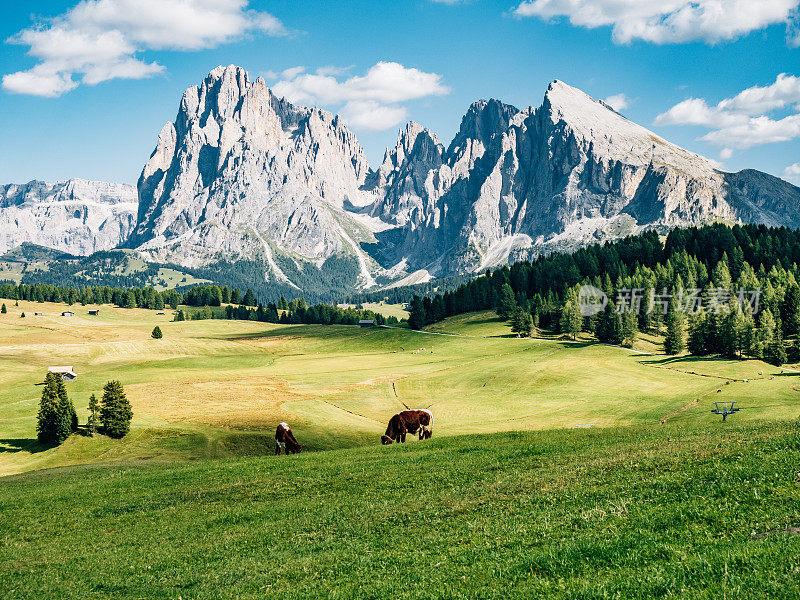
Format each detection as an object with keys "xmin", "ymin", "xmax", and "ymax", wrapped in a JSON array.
[{"xmin": 407, "ymin": 224, "xmax": 800, "ymax": 365}]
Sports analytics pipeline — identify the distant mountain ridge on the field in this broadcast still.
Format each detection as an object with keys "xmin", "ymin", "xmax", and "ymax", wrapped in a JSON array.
[
  {"xmin": 0, "ymin": 179, "xmax": 137, "ymax": 256},
  {"xmin": 2, "ymin": 65, "xmax": 800, "ymax": 297}
]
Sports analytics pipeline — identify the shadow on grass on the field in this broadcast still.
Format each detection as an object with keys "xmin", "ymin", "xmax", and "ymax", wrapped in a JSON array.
[
  {"xmin": 555, "ymin": 340, "xmax": 595, "ymax": 349},
  {"xmin": 0, "ymin": 438, "xmax": 54, "ymax": 454}
]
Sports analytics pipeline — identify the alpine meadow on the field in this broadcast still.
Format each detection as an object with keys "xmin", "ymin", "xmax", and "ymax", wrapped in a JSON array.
[{"xmin": 2, "ymin": 1, "xmax": 800, "ymax": 598}]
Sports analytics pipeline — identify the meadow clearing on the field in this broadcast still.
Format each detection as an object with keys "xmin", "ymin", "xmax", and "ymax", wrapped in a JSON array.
[
  {"xmin": 1, "ymin": 300, "xmax": 800, "ymax": 598},
  {"xmin": 0, "ymin": 299, "xmax": 798, "ymax": 477}
]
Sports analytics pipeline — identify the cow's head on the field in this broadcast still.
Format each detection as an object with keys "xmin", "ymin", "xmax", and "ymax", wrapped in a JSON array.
[{"xmin": 381, "ymin": 435, "xmax": 394, "ymax": 445}]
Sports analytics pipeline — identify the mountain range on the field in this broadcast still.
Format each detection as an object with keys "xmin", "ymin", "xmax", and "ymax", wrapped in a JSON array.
[{"xmin": 3, "ymin": 65, "xmax": 800, "ymax": 297}]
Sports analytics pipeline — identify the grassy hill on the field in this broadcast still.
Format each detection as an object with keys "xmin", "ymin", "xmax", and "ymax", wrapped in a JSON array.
[
  {"xmin": 2, "ymin": 302, "xmax": 800, "ymax": 476},
  {"xmin": 1, "ymin": 422, "xmax": 799, "ymax": 598},
  {"xmin": 2, "ymin": 301, "xmax": 800, "ymax": 597}
]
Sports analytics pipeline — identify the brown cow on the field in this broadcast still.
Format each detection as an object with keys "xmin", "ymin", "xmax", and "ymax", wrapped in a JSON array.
[
  {"xmin": 381, "ymin": 409, "xmax": 433, "ymax": 444},
  {"xmin": 275, "ymin": 422, "xmax": 302, "ymax": 455}
]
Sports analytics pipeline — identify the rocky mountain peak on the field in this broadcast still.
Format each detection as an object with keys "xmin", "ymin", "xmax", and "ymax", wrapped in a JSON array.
[
  {"xmin": 128, "ymin": 65, "xmax": 376, "ymax": 288},
  {"xmin": 447, "ymin": 98, "xmax": 519, "ymax": 161},
  {"xmin": 6, "ymin": 69, "xmax": 799, "ymax": 298}
]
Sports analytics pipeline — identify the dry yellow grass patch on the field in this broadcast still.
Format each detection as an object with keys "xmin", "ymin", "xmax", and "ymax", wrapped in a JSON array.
[{"xmin": 125, "ymin": 375, "xmax": 311, "ymax": 428}]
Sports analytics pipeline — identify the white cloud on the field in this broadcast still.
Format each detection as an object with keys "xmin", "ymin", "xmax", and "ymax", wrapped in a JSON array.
[
  {"xmin": 271, "ymin": 61, "xmax": 450, "ymax": 131},
  {"xmin": 604, "ymin": 93, "xmax": 629, "ymax": 111},
  {"xmin": 784, "ymin": 162, "xmax": 800, "ymax": 183},
  {"xmin": 513, "ymin": 0, "xmax": 800, "ymax": 45},
  {"xmin": 654, "ymin": 73, "xmax": 800, "ymax": 152},
  {"xmin": 3, "ymin": 0, "xmax": 289, "ymax": 97},
  {"xmin": 340, "ymin": 101, "xmax": 410, "ymax": 131}
]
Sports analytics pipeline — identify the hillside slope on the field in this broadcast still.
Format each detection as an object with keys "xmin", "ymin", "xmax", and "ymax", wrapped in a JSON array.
[{"xmin": 1, "ymin": 422, "xmax": 798, "ymax": 598}]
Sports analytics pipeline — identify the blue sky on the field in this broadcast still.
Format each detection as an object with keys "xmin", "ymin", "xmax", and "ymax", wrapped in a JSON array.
[{"xmin": 1, "ymin": 0, "xmax": 799, "ymax": 185}]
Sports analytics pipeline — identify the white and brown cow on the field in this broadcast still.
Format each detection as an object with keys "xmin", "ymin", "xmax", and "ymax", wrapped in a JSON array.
[
  {"xmin": 275, "ymin": 422, "xmax": 302, "ymax": 455},
  {"xmin": 381, "ymin": 409, "xmax": 433, "ymax": 444}
]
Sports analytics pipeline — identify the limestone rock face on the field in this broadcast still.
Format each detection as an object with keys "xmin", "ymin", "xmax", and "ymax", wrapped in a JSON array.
[
  {"xmin": 129, "ymin": 65, "xmax": 378, "ymax": 287},
  {"xmin": 369, "ymin": 81, "xmax": 800, "ymax": 275},
  {"xmin": 16, "ymin": 67, "xmax": 797, "ymax": 294},
  {"xmin": 0, "ymin": 179, "xmax": 137, "ymax": 256}
]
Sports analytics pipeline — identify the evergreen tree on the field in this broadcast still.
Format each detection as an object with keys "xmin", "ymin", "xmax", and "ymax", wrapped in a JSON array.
[
  {"xmin": 100, "ymin": 380, "xmax": 133, "ymax": 439},
  {"xmin": 36, "ymin": 373, "xmax": 68, "ymax": 444},
  {"xmin": 242, "ymin": 289, "xmax": 257, "ymax": 307},
  {"xmin": 510, "ymin": 307, "xmax": 533, "ymax": 337},
  {"xmin": 151, "ymin": 326, "xmax": 163, "ymax": 339},
  {"xmin": 408, "ymin": 296, "xmax": 427, "ymax": 330},
  {"xmin": 55, "ymin": 375, "xmax": 78, "ymax": 433},
  {"xmin": 87, "ymin": 393, "xmax": 100, "ymax": 436},
  {"xmin": 174, "ymin": 310, "xmax": 185, "ymax": 322},
  {"xmin": 122, "ymin": 290, "xmax": 136, "ymax": 309},
  {"xmin": 278, "ymin": 296, "xmax": 288, "ymax": 310},
  {"xmin": 767, "ymin": 319, "xmax": 788, "ymax": 366},
  {"xmin": 620, "ymin": 310, "xmax": 638, "ymax": 348},
  {"xmin": 664, "ymin": 299, "xmax": 686, "ymax": 355},
  {"xmin": 496, "ymin": 284, "xmax": 517, "ymax": 321},
  {"xmin": 782, "ymin": 283, "xmax": 800, "ymax": 337},
  {"xmin": 20, "ymin": 312, "xmax": 25, "ymax": 318},
  {"xmin": 1, "ymin": 303, "xmax": 6, "ymax": 313},
  {"xmin": 559, "ymin": 292, "xmax": 582, "ymax": 340},
  {"xmin": 36, "ymin": 372, "xmax": 73, "ymax": 444}
]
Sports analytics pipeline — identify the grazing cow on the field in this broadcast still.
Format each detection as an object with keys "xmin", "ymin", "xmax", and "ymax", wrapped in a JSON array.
[
  {"xmin": 381, "ymin": 409, "xmax": 433, "ymax": 444},
  {"xmin": 275, "ymin": 422, "xmax": 302, "ymax": 455}
]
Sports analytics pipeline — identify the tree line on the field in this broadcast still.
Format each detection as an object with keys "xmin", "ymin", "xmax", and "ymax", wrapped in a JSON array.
[
  {"xmin": 407, "ymin": 224, "xmax": 800, "ymax": 365},
  {"xmin": 0, "ymin": 282, "xmax": 259, "ymax": 311}
]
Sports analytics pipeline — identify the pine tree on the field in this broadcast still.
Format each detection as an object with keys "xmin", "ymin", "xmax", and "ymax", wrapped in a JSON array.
[
  {"xmin": 87, "ymin": 393, "xmax": 100, "ymax": 436},
  {"xmin": 242, "ymin": 289, "xmax": 257, "ymax": 307},
  {"xmin": 100, "ymin": 380, "xmax": 133, "ymax": 439},
  {"xmin": 278, "ymin": 296, "xmax": 288, "ymax": 310},
  {"xmin": 174, "ymin": 310, "xmax": 185, "ymax": 322},
  {"xmin": 123, "ymin": 290, "xmax": 136, "ymax": 309},
  {"xmin": 36, "ymin": 372, "xmax": 72, "ymax": 444},
  {"xmin": 55, "ymin": 375, "xmax": 78, "ymax": 433},
  {"xmin": 596, "ymin": 303, "xmax": 622, "ymax": 344},
  {"xmin": 782, "ymin": 283, "xmax": 800, "ymax": 337},
  {"xmin": 559, "ymin": 293, "xmax": 582, "ymax": 340},
  {"xmin": 510, "ymin": 308, "xmax": 533, "ymax": 337},
  {"xmin": 768, "ymin": 329, "xmax": 788, "ymax": 366},
  {"xmin": 664, "ymin": 299, "xmax": 686, "ymax": 355},
  {"xmin": 151, "ymin": 326, "xmax": 163, "ymax": 339},
  {"xmin": 496, "ymin": 284, "xmax": 517, "ymax": 320},
  {"xmin": 620, "ymin": 310, "xmax": 638, "ymax": 348},
  {"xmin": 1, "ymin": 303, "xmax": 6, "ymax": 314},
  {"xmin": 20, "ymin": 312, "xmax": 25, "ymax": 318},
  {"xmin": 408, "ymin": 296, "xmax": 427, "ymax": 330}
]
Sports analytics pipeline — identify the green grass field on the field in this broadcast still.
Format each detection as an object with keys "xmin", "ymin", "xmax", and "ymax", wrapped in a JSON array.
[
  {"xmin": 1, "ymin": 422, "xmax": 799, "ymax": 598},
  {"xmin": 1, "ymin": 301, "xmax": 800, "ymax": 597},
  {"xmin": 1, "ymin": 301, "xmax": 800, "ymax": 476}
]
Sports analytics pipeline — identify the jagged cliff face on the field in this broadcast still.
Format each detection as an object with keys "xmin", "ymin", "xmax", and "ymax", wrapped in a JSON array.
[
  {"xmin": 128, "ymin": 65, "xmax": 378, "ymax": 287},
  {"xmin": 0, "ymin": 179, "xmax": 137, "ymax": 256},
  {"xmin": 369, "ymin": 81, "xmax": 800, "ymax": 276},
  {"xmin": 10, "ymin": 67, "xmax": 794, "ymax": 293}
]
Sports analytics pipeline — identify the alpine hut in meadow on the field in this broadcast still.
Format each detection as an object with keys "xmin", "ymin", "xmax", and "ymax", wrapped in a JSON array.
[
  {"xmin": 48, "ymin": 366, "xmax": 77, "ymax": 381},
  {"xmin": 359, "ymin": 319, "xmax": 375, "ymax": 328}
]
